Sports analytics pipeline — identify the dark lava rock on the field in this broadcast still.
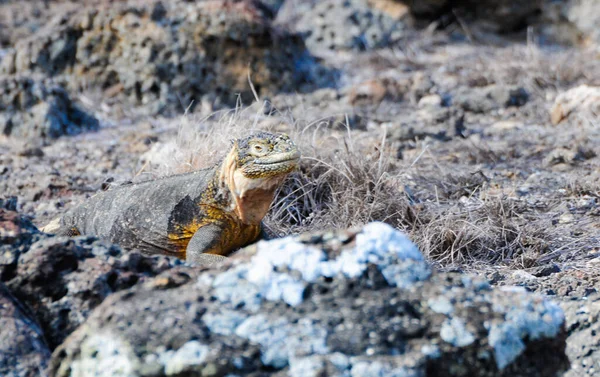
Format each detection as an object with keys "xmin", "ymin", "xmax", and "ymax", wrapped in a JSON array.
[
  {"xmin": 453, "ymin": 85, "xmax": 529, "ymax": 113},
  {"xmin": 4, "ymin": 235, "xmax": 180, "ymax": 349},
  {"xmin": 388, "ymin": 105, "xmax": 465, "ymax": 142},
  {"xmin": 404, "ymin": 0, "xmax": 450, "ymax": 18},
  {"xmin": 458, "ymin": 0, "xmax": 542, "ymax": 33},
  {"xmin": 403, "ymin": 0, "xmax": 542, "ymax": 33},
  {"xmin": 0, "ymin": 0, "xmax": 77, "ymax": 48},
  {"xmin": 0, "ymin": 207, "xmax": 43, "ymax": 281},
  {"xmin": 531, "ymin": 263, "xmax": 561, "ymax": 278},
  {"xmin": 0, "ymin": 76, "xmax": 99, "ymax": 139},
  {"xmin": 0, "ymin": 282, "xmax": 51, "ymax": 377},
  {"xmin": 283, "ymin": 0, "xmax": 408, "ymax": 51},
  {"xmin": 258, "ymin": 0, "xmax": 286, "ymax": 16},
  {"xmin": 561, "ymin": 294, "xmax": 600, "ymax": 377},
  {"xmin": 50, "ymin": 223, "xmax": 569, "ymax": 377},
  {"xmin": 1, "ymin": 0, "xmax": 330, "ymax": 115},
  {"xmin": 491, "ymin": 268, "xmax": 600, "ymax": 298},
  {"xmin": 1, "ymin": 196, "xmax": 18, "ymax": 212},
  {"xmin": 1, "ymin": 208, "xmax": 181, "ymax": 350},
  {"xmin": 347, "ymin": 77, "xmax": 409, "ymax": 107}
]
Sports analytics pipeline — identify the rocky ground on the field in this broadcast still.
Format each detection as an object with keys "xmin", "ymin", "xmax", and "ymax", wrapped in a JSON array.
[{"xmin": 1, "ymin": 0, "xmax": 600, "ymax": 376}]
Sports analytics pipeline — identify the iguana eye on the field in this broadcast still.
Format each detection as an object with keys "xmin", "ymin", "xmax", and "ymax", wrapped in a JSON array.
[{"xmin": 252, "ymin": 144, "xmax": 267, "ymax": 155}]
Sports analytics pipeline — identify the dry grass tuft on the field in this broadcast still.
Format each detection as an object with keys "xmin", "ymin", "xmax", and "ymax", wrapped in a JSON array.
[
  {"xmin": 409, "ymin": 198, "xmax": 555, "ymax": 269},
  {"xmin": 266, "ymin": 128, "xmax": 412, "ymax": 236},
  {"xmin": 142, "ymin": 102, "xmax": 597, "ymax": 271},
  {"xmin": 143, "ymin": 103, "xmax": 412, "ymax": 235}
]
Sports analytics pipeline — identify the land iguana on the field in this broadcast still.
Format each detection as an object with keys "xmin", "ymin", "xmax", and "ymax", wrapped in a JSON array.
[{"xmin": 42, "ymin": 131, "xmax": 300, "ymax": 265}]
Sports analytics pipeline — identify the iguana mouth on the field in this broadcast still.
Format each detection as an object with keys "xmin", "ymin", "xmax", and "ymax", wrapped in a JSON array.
[
  {"xmin": 254, "ymin": 150, "xmax": 301, "ymax": 165},
  {"xmin": 240, "ymin": 150, "xmax": 300, "ymax": 179}
]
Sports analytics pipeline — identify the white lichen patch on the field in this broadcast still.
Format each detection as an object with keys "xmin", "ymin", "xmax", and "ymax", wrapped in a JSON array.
[
  {"xmin": 248, "ymin": 240, "xmax": 328, "ymax": 282},
  {"xmin": 289, "ymin": 356, "xmax": 330, "ymax": 377},
  {"xmin": 328, "ymin": 352, "xmax": 351, "ymax": 371},
  {"xmin": 211, "ymin": 262, "xmax": 308, "ymax": 308},
  {"xmin": 203, "ymin": 309, "xmax": 248, "ymax": 336},
  {"xmin": 420, "ymin": 345, "xmax": 441, "ymax": 359},
  {"xmin": 261, "ymin": 272, "xmax": 307, "ymax": 306},
  {"xmin": 354, "ymin": 222, "xmax": 424, "ymax": 262},
  {"xmin": 235, "ymin": 315, "xmax": 329, "ymax": 368},
  {"xmin": 428, "ymin": 296, "xmax": 454, "ymax": 315},
  {"xmin": 235, "ymin": 222, "xmax": 431, "ymax": 307},
  {"xmin": 349, "ymin": 360, "xmax": 420, "ymax": 377},
  {"xmin": 244, "ymin": 237, "xmax": 325, "ymax": 306},
  {"xmin": 489, "ymin": 294, "xmax": 564, "ymax": 370},
  {"xmin": 162, "ymin": 341, "xmax": 210, "ymax": 375},
  {"xmin": 440, "ymin": 317, "xmax": 475, "ymax": 347},
  {"xmin": 69, "ymin": 332, "xmax": 138, "ymax": 377},
  {"xmin": 333, "ymin": 222, "xmax": 431, "ymax": 288},
  {"xmin": 460, "ymin": 275, "xmax": 491, "ymax": 291},
  {"xmin": 210, "ymin": 266, "xmax": 263, "ymax": 310}
]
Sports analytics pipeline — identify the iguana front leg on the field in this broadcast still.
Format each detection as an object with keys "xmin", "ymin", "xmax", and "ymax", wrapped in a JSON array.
[
  {"xmin": 186, "ymin": 222, "xmax": 268, "ymax": 266},
  {"xmin": 186, "ymin": 223, "xmax": 227, "ymax": 266}
]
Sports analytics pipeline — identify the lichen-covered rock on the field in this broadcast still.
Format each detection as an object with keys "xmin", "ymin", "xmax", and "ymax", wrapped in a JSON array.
[
  {"xmin": 490, "ymin": 268, "xmax": 600, "ymax": 298},
  {"xmin": 1, "ymin": 0, "xmax": 328, "ymax": 115},
  {"xmin": 286, "ymin": 0, "xmax": 408, "ymax": 51},
  {"xmin": 488, "ymin": 265, "xmax": 600, "ymax": 376},
  {"xmin": 453, "ymin": 85, "xmax": 529, "ymax": 113},
  {"xmin": 0, "ymin": 206, "xmax": 44, "ymax": 281},
  {"xmin": 0, "ymin": 282, "xmax": 51, "ymax": 377},
  {"xmin": 50, "ymin": 223, "xmax": 569, "ymax": 377},
  {"xmin": 561, "ymin": 294, "xmax": 600, "ymax": 377},
  {"xmin": 550, "ymin": 85, "xmax": 600, "ymax": 125},
  {"xmin": 387, "ymin": 105, "xmax": 464, "ymax": 142},
  {"xmin": 4, "ymin": 232, "xmax": 182, "ymax": 349},
  {"xmin": 0, "ymin": 76, "xmax": 99, "ymax": 139},
  {"xmin": 542, "ymin": 0, "xmax": 600, "ymax": 49},
  {"xmin": 0, "ymin": 0, "xmax": 77, "ymax": 49},
  {"xmin": 559, "ymin": 0, "xmax": 600, "ymax": 48}
]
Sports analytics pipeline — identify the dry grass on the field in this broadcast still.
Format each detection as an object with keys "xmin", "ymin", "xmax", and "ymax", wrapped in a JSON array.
[
  {"xmin": 133, "ymin": 41, "xmax": 600, "ymax": 271},
  {"xmin": 142, "ymin": 103, "xmax": 412, "ymax": 233},
  {"xmin": 410, "ymin": 198, "xmax": 553, "ymax": 268},
  {"xmin": 138, "ymin": 101, "xmax": 598, "ymax": 271},
  {"xmin": 265, "ymin": 127, "xmax": 412, "ymax": 236}
]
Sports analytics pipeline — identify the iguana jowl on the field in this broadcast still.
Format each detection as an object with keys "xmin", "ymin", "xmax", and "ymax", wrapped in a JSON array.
[{"xmin": 43, "ymin": 132, "xmax": 300, "ymax": 265}]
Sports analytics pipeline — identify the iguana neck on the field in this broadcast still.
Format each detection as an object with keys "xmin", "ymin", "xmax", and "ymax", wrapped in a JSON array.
[{"xmin": 210, "ymin": 147, "xmax": 283, "ymax": 225}]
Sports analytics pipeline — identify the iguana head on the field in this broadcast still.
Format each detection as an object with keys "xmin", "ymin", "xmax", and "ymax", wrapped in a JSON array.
[
  {"xmin": 233, "ymin": 131, "xmax": 300, "ymax": 178},
  {"xmin": 220, "ymin": 131, "xmax": 300, "ymax": 224}
]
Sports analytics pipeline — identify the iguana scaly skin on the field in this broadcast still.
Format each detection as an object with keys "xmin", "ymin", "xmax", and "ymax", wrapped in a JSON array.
[{"xmin": 43, "ymin": 132, "xmax": 300, "ymax": 265}]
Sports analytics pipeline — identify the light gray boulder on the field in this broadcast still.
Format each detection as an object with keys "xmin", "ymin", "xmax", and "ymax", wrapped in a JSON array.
[{"xmin": 49, "ymin": 223, "xmax": 569, "ymax": 377}]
